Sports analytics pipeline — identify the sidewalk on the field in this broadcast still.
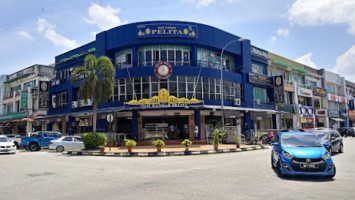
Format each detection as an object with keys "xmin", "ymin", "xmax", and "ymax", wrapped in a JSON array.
[{"xmin": 65, "ymin": 144, "xmax": 269, "ymax": 157}]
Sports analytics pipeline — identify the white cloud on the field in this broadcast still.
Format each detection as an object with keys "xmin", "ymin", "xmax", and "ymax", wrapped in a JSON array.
[
  {"xmin": 84, "ymin": 3, "xmax": 122, "ymax": 30},
  {"xmin": 332, "ymin": 45, "xmax": 355, "ymax": 80},
  {"xmin": 276, "ymin": 28, "xmax": 289, "ymax": 37},
  {"xmin": 288, "ymin": 0, "xmax": 355, "ymax": 34},
  {"xmin": 18, "ymin": 31, "xmax": 34, "ymax": 40},
  {"xmin": 270, "ymin": 36, "xmax": 277, "ymax": 45},
  {"xmin": 37, "ymin": 18, "xmax": 78, "ymax": 49},
  {"xmin": 295, "ymin": 52, "xmax": 317, "ymax": 69},
  {"xmin": 182, "ymin": 0, "xmax": 216, "ymax": 8}
]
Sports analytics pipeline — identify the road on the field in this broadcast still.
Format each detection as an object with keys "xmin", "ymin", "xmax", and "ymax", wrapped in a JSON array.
[{"xmin": 1, "ymin": 138, "xmax": 355, "ymax": 200}]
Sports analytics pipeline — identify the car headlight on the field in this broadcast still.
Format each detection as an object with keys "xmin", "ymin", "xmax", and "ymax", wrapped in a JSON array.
[
  {"xmin": 282, "ymin": 150, "xmax": 293, "ymax": 159},
  {"xmin": 12, "ymin": 145, "xmax": 16, "ymax": 148},
  {"xmin": 322, "ymin": 151, "xmax": 331, "ymax": 160}
]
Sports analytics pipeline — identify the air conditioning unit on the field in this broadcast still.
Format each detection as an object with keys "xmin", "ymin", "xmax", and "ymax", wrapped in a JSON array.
[
  {"xmin": 234, "ymin": 98, "xmax": 241, "ymax": 106},
  {"xmin": 72, "ymin": 101, "xmax": 78, "ymax": 108},
  {"xmin": 52, "ymin": 103, "xmax": 56, "ymax": 109},
  {"xmin": 87, "ymin": 99, "xmax": 93, "ymax": 106},
  {"xmin": 256, "ymin": 99, "xmax": 261, "ymax": 105}
]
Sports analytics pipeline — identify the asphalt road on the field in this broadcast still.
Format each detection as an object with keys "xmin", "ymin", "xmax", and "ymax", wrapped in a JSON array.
[{"xmin": 1, "ymin": 138, "xmax": 355, "ymax": 200}]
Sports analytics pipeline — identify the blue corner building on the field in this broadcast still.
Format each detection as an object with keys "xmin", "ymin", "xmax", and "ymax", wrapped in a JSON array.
[{"xmin": 47, "ymin": 21, "xmax": 276, "ymax": 142}]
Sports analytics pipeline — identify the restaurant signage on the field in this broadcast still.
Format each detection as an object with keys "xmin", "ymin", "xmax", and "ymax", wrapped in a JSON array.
[
  {"xmin": 124, "ymin": 89, "xmax": 204, "ymax": 108},
  {"xmin": 0, "ymin": 112, "xmax": 27, "ymax": 121},
  {"xmin": 329, "ymin": 109, "xmax": 340, "ymax": 118},
  {"xmin": 248, "ymin": 73, "xmax": 272, "ymax": 86},
  {"xmin": 317, "ymin": 116, "xmax": 326, "ymax": 123},
  {"xmin": 313, "ymin": 87, "xmax": 327, "ymax": 97},
  {"xmin": 300, "ymin": 117, "xmax": 314, "ymax": 124},
  {"xmin": 278, "ymin": 105, "xmax": 297, "ymax": 114},
  {"xmin": 137, "ymin": 24, "xmax": 198, "ymax": 38},
  {"xmin": 273, "ymin": 75, "xmax": 285, "ymax": 104},
  {"xmin": 339, "ymin": 96, "xmax": 346, "ymax": 103},
  {"xmin": 299, "ymin": 106, "xmax": 314, "ymax": 118},
  {"xmin": 21, "ymin": 93, "xmax": 28, "ymax": 109}
]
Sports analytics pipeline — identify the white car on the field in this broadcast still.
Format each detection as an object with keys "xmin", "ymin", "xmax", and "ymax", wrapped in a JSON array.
[
  {"xmin": 5, "ymin": 134, "xmax": 22, "ymax": 149},
  {"xmin": 49, "ymin": 136, "xmax": 85, "ymax": 152},
  {"xmin": 0, "ymin": 135, "xmax": 17, "ymax": 154}
]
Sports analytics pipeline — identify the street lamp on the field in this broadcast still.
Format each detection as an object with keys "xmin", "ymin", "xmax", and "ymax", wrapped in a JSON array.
[{"xmin": 220, "ymin": 38, "xmax": 247, "ymax": 131}]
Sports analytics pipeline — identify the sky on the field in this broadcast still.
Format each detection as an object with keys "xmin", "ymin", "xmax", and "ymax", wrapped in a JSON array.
[{"xmin": 1, "ymin": 0, "xmax": 355, "ymax": 80}]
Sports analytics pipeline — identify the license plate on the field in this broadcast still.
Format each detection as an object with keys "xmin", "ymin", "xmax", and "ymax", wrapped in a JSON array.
[
  {"xmin": 300, "ymin": 163, "xmax": 318, "ymax": 168},
  {"xmin": 0, "ymin": 149, "xmax": 9, "ymax": 152}
]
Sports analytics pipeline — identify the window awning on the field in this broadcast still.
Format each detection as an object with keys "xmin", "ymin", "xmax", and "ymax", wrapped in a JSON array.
[
  {"xmin": 331, "ymin": 118, "xmax": 344, "ymax": 122},
  {"xmin": 203, "ymin": 105, "xmax": 284, "ymax": 114}
]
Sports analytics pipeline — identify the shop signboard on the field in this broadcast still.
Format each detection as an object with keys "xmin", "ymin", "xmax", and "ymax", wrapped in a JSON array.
[
  {"xmin": 0, "ymin": 112, "xmax": 27, "ymax": 121},
  {"xmin": 21, "ymin": 93, "xmax": 28, "ymax": 109},
  {"xmin": 298, "ymin": 88, "xmax": 313, "ymax": 97},
  {"xmin": 314, "ymin": 99, "xmax": 320, "ymax": 108},
  {"xmin": 329, "ymin": 109, "xmax": 340, "ymax": 118},
  {"xmin": 317, "ymin": 116, "xmax": 326, "ymax": 123},
  {"xmin": 278, "ymin": 105, "xmax": 297, "ymax": 114},
  {"xmin": 349, "ymin": 110, "xmax": 355, "ymax": 119},
  {"xmin": 248, "ymin": 73, "xmax": 272, "ymax": 86},
  {"xmin": 313, "ymin": 87, "xmax": 327, "ymax": 97},
  {"xmin": 299, "ymin": 106, "xmax": 314, "ymax": 118},
  {"xmin": 301, "ymin": 117, "xmax": 314, "ymax": 123},
  {"xmin": 315, "ymin": 109, "xmax": 327, "ymax": 116},
  {"xmin": 39, "ymin": 81, "xmax": 49, "ymax": 109},
  {"xmin": 137, "ymin": 24, "xmax": 198, "ymax": 38},
  {"xmin": 273, "ymin": 75, "xmax": 285, "ymax": 104},
  {"xmin": 327, "ymin": 93, "xmax": 338, "ymax": 102},
  {"xmin": 339, "ymin": 96, "xmax": 346, "ymax": 103},
  {"xmin": 124, "ymin": 89, "xmax": 204, "ymax": 108}
]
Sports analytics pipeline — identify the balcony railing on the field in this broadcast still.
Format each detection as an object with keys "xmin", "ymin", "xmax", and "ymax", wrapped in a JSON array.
[{"xmin": 253, "ymin": 100, "xmax": 275, "ymax": 109}]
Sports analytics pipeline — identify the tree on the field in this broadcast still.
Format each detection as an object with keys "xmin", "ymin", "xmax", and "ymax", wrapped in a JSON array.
[{"xmin": 71, "ymin": 54, "xmax": 115, "ymax": 132}]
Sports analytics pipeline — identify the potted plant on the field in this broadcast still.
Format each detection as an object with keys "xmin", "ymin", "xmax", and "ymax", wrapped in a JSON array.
[
  {"xmin": 213, "ymin": 128, "xmax": 220, "ymax": 150},
  {"xmin": 181, "ymin": 139, "xmax": 192, "ymax": 152},
  {"xmin": 109, "ymin": 139, "xmax": 115, "ymax": 148},
  {"xmin": 234, "ymin": 131, "xmax": 241, "ymax": 148},
  {"xmin": 124, "ymin": 139, "xmax": 137, "ymax": 153},
  {"xmin": 219, "ymin": 130, "xmax": 227, "ymax": 144},
  {"xmin": 152, "ymin": 139, "xmax": 165, "ymax": 152},
  {"xmin": 99, "ymin": 146, "xmax": 105, "ymax": 152}
]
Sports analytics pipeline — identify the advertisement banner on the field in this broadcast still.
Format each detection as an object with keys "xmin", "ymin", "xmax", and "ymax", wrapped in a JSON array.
[
  {"xmin": 339, "ymin": 96, "xmax": 346, "ymax": 103},
  {"xmin": 317, "ymin": 116, "xmax": 326, "ymax": 122},
  {"xmin": 137, "ymin": 24, "xmax": 198, "ymax": 38},
  {"xmin": 299, "ymin": 106, "xmax": 314, "ymax": 118},
  {"xmin": 278, "ymin": 105, "xmax": 297, "ymax": 114},
  {"xmin": 315, "ymin": 109, "xmax": 327, "ymax": 116},
  {"xmin": 248, "ymin": 73, "xmax": 272, "ymax": 86},
  {"xmin": 273, "ymin": 75, "xmax": 285, "ymax": 104},
  {"xmin": 328, "ymin": 93, "xmax": 338, "ymax": 102}
]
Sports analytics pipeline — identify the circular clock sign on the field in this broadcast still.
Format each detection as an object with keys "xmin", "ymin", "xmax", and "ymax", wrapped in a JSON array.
[
  {"xmin": 154, "ymin": 61, "xmax": 173, "ymax": 80},
  {"xmin": 40, "ymin": 82, "xmax": 48, "ymax": 91}
]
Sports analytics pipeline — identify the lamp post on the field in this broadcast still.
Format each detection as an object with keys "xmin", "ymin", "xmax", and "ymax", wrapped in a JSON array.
[{"xmin": 220, "ymin": 38, "xmax": 247, "ymax": 131}]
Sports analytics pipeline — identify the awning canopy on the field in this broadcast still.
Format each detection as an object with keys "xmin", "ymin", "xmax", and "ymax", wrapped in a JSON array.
[
  {"xmin": 203, "ymin": 105, "xmax": 283, "ymax": 114},
  {"xmin": 331, "ymin": 118, "xmax": 344, "ymax": 122}
]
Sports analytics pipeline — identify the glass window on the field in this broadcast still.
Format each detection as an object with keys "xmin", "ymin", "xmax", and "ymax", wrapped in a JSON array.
[
  {"xmin": 115, "ymin": 49, "xmax": 132, "ymax": 68},
  {"xmin": 63, "ymin": 137, "xmax": 73, "ymax": 141},
  {"xmin": 251, "ymin": 63, "xmax": 264, "ymax": 74},
  {"xmin": 74, "ymin": 137, "xmax": 82, "ymax": 142},
  {"xmin": 253, "ymin": 87, "xmax": 267, "ymax": 103}
]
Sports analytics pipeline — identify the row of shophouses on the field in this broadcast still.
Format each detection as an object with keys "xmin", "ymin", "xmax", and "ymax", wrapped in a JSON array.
[{"xmin": 1, "ymin": 21, "xmax": 355, "ymax": 142}]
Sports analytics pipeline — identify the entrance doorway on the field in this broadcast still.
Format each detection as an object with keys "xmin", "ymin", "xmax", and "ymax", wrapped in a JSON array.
[{"xmin": 142, "ymin": 116, "xmax": 189, "ymax": 140}]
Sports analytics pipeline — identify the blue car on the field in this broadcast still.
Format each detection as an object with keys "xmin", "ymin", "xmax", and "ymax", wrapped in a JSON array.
[{"xmin": 271, "ymin": 132, "xmax": 336, "ymax": 178}]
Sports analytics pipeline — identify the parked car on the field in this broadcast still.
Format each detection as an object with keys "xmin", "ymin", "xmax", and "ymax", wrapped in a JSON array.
[
  {"xmin": 49, "ymin": 136, "xmax": 85, "ymax": 152},
  {"xmin": 307, "ymin": 129, "xmax": 343, "ymax": 155},
  {"xmin": 0, "ymin": 135, "xmax": 17, "ymax": 154},
  {"xmin": 5, "ymin": 134, "xmax": 22, "ymax": 149},
  {"xmin": 20, "ymin": 131, "xmax": 63, "ymax": 151},
  {"xmin": 271, "ymin": 131, "xmax": 336, "ymax": 178},
  {"xmin": 338, "ymin": 127, "xmax": 355, "ymax": 137}
]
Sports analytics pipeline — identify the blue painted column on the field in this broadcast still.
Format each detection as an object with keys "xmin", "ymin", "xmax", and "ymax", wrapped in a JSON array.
[
  {"xmin": 272, "ymin": 114, "xmax": 277, "ymax": 129},
  {"xmin": 96, "ymin": 119, "xmax": 106, "ymax": 132},
  {"xmin": 345, "ymin": 117, "xmax": 348, "ymax": 127},
  {"xmin": 132, "ymin": 45, "xmax": 137, "ymax": 67},
  {"xmin": 47, "ymin": 123, "xmax": 52, "ymax": 131},
  {"xmin": 194, "ymin": 109, "xmax": 201, "ymax": 140},
  {"xmin": 244, "ymin": 112, "xmax": 254, "ymax": 138},
  {"xmin": 192, "ymin": 45, "xmax": 198, "ymax": 66},
  {"xmin": 132, "ymin": 110, "xmax": 138, "ymax": 142}
]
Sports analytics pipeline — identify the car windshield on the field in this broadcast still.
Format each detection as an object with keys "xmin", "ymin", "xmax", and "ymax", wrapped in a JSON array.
[
  {"xmin": 282, "ymin": 134, "xmax": 323, "ymax": 147},
  {"xmin": 0, "ymin": 138, "xmax": 11, "ymax": 142},
  {"xmin": 308, "ymin": 130, "xmax": 329, "ymax": 140}
]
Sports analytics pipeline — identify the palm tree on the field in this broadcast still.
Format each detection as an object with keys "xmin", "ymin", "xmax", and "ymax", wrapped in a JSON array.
[{"xmin": 71, "ymin": 54, "xmax": 115, "ymax": 132}]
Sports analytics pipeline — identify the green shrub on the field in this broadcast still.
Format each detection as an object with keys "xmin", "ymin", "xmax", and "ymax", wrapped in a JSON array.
[
  {"xmin": 181, "ymin": 139, "xmax": 192, "ymax": 147},
  {"xmin": 234, "ymin": 131, "xmax": 240, "ymax": 144},
  {"xmin": 152, "ymin": 139, "xmax": 165, "ymax": 147},
  {"xmin": 213, "ymin": 128, "xmax": 220, "ymax": 145},
  {"xmin": 125, "ymin": 139, "xmax": 137, "ymax": 147},
  {"xmin": 81, "ymin": 132, "xmax": 107, "ymax": 149}
]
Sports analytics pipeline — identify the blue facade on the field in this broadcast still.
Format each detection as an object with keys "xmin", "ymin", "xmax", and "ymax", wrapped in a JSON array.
[{"xmin": 48, "ymin": 21, "xmax": 275, "ymax": 140}]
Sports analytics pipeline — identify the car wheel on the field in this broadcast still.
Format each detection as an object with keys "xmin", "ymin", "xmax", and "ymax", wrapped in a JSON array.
[
  {"xmin": 339, "ymin": 144, "xmax": 343, "ymax": 153},
  {"xmin": 29, "ymin": 143, "xmax": 39, "ymax": 151},
  {"xmin": 56, "ymin": 146, "xmax": 65, "ymax": 152},
  {"xmin": 276, "ymin": 160, "xmax": 284, "ymax": 177},
  {"xmin": 14, "ymin": 142, "xmax": 19, "ymax": 149},
  {"xmin": 271, "ymin": 155, "xmax": 275, "ymax": 169}
]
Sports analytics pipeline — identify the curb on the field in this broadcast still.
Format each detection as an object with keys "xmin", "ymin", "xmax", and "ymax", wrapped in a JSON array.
[{"xmin": 64, "ymin": 145, "xmax": 269, "ymax": 157}]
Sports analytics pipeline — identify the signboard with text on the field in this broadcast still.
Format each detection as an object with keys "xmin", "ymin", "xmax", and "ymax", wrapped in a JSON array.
[
  {"xmin": 137, "ymin": 24, "xmax": 198, "ymax": 38},
  {"xmin": 313, "ymin": 87, "xmax": 327, "ymax": 97},
  {"xmin": 273, "ymin": 75, "xmax": 285, "ymax": 104},
  {"xmin": 20, "ymin": 93, "xmax": 28, "ymax": 109},
  {"xmin": 39, "ymin": 81, "xmax": 49, "ymax": 109},
  {"xmin": 298, "ymin": 88, "xmax": 313, "ymax": 97},
  {"xmin": 329, "ymin": 109, "xmax": 340, "ymax": 118},
  {"xmin": 349, "ymin": 110, "xmax": 355, "ymax": 119},
  {"xmin": 299, "ymin": 106, "xmax": 314, "ymax": 118},
  {"xmin": 248, "ymin": 73, "xmax": 272, "ymax": 86}
]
